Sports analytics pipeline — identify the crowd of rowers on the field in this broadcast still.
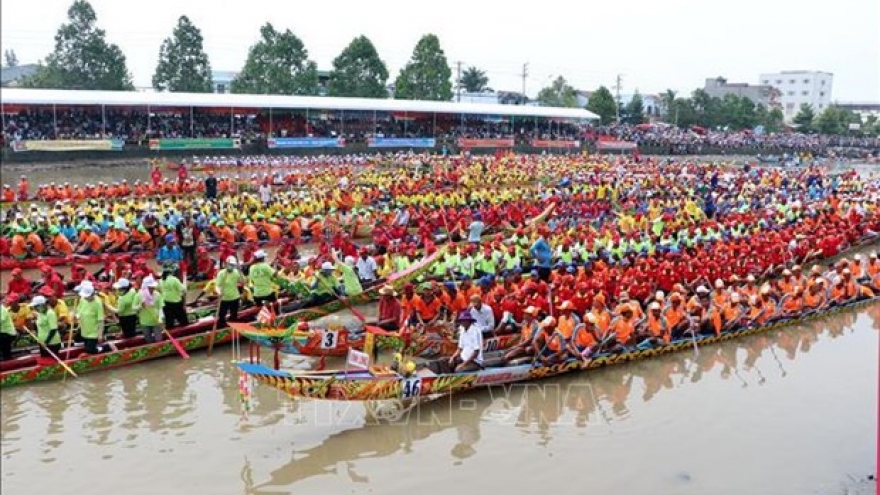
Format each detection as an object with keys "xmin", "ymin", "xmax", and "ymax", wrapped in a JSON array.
[
  {"xmin": 375, "ymin": 253, "xmax": 878, "ymax": 372},
  {"xmin": 1, "ymin": 155, "xmax": 878, "ymax": 364}
]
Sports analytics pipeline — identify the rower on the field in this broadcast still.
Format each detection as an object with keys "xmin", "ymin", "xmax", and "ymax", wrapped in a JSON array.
[
  {"xmin": 637, "ymin": 301, "xmax": 668, "ymax": 346},
  {"xmin": 74, "ymin": 284, "xmax": 112, "ymax": 354},
  {"xmin": 0, "ymin": 298, "xmax": 16, "ymax": 361},
  {"xmin": 447, "ymin": 311, "xmax": 483, "ymax": 372},
  {"xmin": 134, "ymin": 276, "xmax": 164, "ymax": 343},
  {"xmin": 532, "ymin": 316, "xmax": 566, "ymax": 365},
  {"xmin": 112, "ymin": 278, "xmax": 139, "ymax": 338},
  {"xmin": 569, "ymin": 312, "xmax": 599, "ymax": 362},
  {"xmin": 159, "ymin": 266, "xmax": 188, "ymax": 328},
  {"xmin": 214, "ymin": 257, "xmax": 244, "ymax": 328},
  {"xmin": 248, "ymin": 249, "xmax": 277, "ymax": 308},
  {"xmin": 503, "ymin": 305, "xmax": 540, "ymax": 362},
  {"xmin": 370, "ymin": 286, "xmax": 402, "ymax": 332},
  {"xmin": 29, "ymin": 295, "xmax": 61, "ymax": 360}
]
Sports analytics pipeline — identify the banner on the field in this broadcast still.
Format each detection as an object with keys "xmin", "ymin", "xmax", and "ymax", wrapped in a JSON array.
[
  {"xmin": 346, "ymin": 349, "xmax": 370, "ymax": 370},
  {"xmin": 531, "ymin": 139, "xmax": 581, "ymax": 149},
  {"xmin": 457, "ymin": 138, "xmax": 515, "ymax": 148},
  {"xmin": 149, "ymin": 138, "xmax": 241, "ymax": 151},
  {"xmin": 367, "ymin": 137, "xmax": 436, "ymax": 148},
  {"xmin": 12, "ymin": 139, "xmax": 124, "ymax": 152},
  {"xmin": 267, "ymin": 137, "xmax": 345, "ymax": 149},
  {"xmin": 596, "ymin": 140, "xmax": 638, "ymax": 151}
]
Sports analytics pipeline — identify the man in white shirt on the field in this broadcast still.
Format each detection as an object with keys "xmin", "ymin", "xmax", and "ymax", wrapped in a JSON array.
[
  {"xmin": 468, "ymin": 294, "xmax": 495, "ymax": 336},
  {"xmin": 449, "ymin": 311, "xmax": 483, "ymax": 371},
  {"xmin": 354, "ymin": 249, "xmax": 379, "ymax": 284},
  {"xmin": 258, "ymin": 181, "xmax": 272, "ymax": 206}
]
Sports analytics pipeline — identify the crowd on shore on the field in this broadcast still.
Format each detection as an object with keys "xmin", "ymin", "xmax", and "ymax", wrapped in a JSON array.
[
  {"xmin": 1, "ymin": 153, "xmax": 878, "ymax": 363},
  {"xmin": 3, "ymin": 109, "xmax": 878, "ymax": 155}
]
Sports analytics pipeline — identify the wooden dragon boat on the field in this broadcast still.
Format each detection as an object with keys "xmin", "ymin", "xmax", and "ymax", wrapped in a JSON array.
[
  {"xmin": 0, "ymin": 248, "xmax": 444, "ymax": 388},
  {"xmin": 235, "ymin": 297, "xmax": 878, "ymax": 402}
]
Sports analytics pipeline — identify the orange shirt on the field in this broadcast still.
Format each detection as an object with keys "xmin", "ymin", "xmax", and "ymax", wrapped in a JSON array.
[
  {"xmin": 556, "ymin": 314, "xmax": 577, "ymax": 341},
  {"xmin": 10, "ymin": 235, "xmax": 27, "ymax": 258},
  {"xmin": 664, "ymin": 305, "xmax": 686, "ymax": 329},
  {"xmin": 646, "ymin": 313, "xmax": 668, "ymax": 341},
  {"xmin": 413, "ymin": 297, "xmax": 443, "ymax": 321},
  {"xmin": 440, "ymin": 291, "xmax": 468, "ymax": 314},
  {"xmin": 611, "ymin": 317, "xmax": 635, "ymax": 345},
  {"xmin": 53, "ymin": 234, "xmax": 74, "ymax": 255}
]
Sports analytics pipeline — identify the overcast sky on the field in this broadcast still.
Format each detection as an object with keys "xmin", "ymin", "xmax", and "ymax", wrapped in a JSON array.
[{"xmin": 2, "ymin": 0, "xmax": 878, "ymax": 101}]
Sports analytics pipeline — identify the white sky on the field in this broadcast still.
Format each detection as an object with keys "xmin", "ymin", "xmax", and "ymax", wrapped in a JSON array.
[{"xmin": 2, "ymin": 0, "xmax": 878, "ymax": 101}]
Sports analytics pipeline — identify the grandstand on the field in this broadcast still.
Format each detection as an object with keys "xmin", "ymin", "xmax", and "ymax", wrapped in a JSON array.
[{"xmin": 1, "ymin": 88, "xmax": 596, "ymax": 152}]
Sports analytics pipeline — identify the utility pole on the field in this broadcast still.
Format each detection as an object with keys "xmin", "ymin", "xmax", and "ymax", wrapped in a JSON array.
[
  {"xmin": 614, "ymin": 74, "xmax": 623, "ymax": 123},
  {"xmin": 456, "ymin": 61, "xmax": 463, "ymax": 102},
  {"xmin": 521, "ymin": 63, "xmax": 529, "ymax": 100}
]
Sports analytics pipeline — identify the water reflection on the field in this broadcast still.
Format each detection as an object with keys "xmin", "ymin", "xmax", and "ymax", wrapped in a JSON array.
[{"xmin": 246, "ymin": 307, "xmax": 877, "ymax": 493}]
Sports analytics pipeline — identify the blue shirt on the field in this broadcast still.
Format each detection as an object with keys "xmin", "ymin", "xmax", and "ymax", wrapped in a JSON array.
[
  {"xmin": 156, "ymin": 245, "xmax": 183, "ymax": 263},
  {"xmin": 530, "ymin": 237, "xmax": 552, "ymax": 268}
]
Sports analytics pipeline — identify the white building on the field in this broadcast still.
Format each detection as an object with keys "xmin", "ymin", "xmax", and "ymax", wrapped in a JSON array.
[
  {"xmin": 211, "ymin": 70, "xmax": 239, "ymax": 94},
  {"xmin": 758, "ymin": 71, "xmax": 833, "ymax": 122}
]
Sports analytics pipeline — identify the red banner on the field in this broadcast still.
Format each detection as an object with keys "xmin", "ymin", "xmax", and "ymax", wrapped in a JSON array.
[
  {"xmin": 531, "ymin": 139, "xmax": 581, "ymax": 149},
  {"xmin": 457, "ymin": 138, "xmax": 515, "ymax": 148}
]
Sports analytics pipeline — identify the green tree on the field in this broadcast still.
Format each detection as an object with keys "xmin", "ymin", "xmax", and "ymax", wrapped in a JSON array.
[
  {"xmin": 21, "ymin": 0, "xmax": 133, "ymax": 90},
  {"xmin": 152, "ymin": 16, "xmax": 213, "ymax": 93},
  {"xmin": 394, "ymin": 34, "xmax": 453, "ymax": 101},
  {"xmin": 328, "ymin": 35, "xmax": 389, "ymax": 98},
  {"xmin": 690, "ymin": 89, "xmax": 714, "ymax": 127},
  {"xmin": 231, "ymin": 23, "xmax": 318, "ymax": 95},
  {"xmin": 660, "ymin": 89, "xmax": 677, "ymax": 118},
  {"xmin": 459, "ymin": 66, "xmax": 489, "ymax": 93},
  {"xmin": 586, "ymin": 86, "xmax": 617, "ymax": 125},
  {"xmin": 765, "ymin": 107, "xmax": 785, "ymax": 133},
  {"xmin": 537, "ymin": 76, "xmax": 577, "ymax": 108},
  {"xmin": 668, "ymin": 98, "xmax": 698, "ymax": 128},
  {"xmin": 814, "ymin": 107, "xmax": 843, "ymax": 134},
  {"xmin": 792, "ymin": 103, "xmax": 816, "ymax": 132},
  {"xmin": 864, "ymin": 115, "xmax": 879, "ymax": 136},
  {"xmin": 623, "ymin": 91, "xmax": 645, "ymax": 124},
  {"xmin": 3, "ymin": 49, "xmax": 18, "ymax": 68}
]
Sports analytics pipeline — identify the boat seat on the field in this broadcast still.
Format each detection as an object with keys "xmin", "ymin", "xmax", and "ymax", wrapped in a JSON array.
[{"xmin": 481, "ymin": 356, "xmax": 507, "ymax": 368}]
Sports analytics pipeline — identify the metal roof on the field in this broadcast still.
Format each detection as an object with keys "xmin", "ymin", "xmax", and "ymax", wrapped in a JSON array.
[{"xmin": 0, "ymin": 88, "xmax": 597, "ymax": 120}]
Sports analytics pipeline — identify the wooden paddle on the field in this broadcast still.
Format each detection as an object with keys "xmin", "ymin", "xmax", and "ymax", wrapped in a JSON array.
[
  {"xmin": 206, "ymin": 298, "xmax": 223, "ymax": 357},
  {"xmin": 163, "ymin": 327, "xmax": 190, "ymax": 359},
  {"xmin": 22, "ymin": 327, "xmax": 78, "ymax": 378}
]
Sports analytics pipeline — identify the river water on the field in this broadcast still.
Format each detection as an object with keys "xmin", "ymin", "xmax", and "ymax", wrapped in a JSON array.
[
  {"xmin": 1, "ymin": 160, "xmax": 878, "ymax": 495},
  {"xmin": 1, "ymin": 300, "xmax": 877, "ymax": 495}
]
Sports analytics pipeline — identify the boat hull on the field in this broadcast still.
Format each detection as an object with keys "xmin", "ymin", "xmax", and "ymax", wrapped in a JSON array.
[{"xmin": 237, "ymin": 298, "xmax": 877, "ymax": 401}]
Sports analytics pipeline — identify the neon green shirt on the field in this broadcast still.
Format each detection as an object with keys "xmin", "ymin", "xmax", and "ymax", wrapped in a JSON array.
[
  {"xmin": 0, "ymin": 305, "xmax": 16, "ymax": 336},
  {"xmin": 215, "ymin": 269, "xmax": 243, "ymax": 302},
  {"xmin": 116, "ymin": 289, "xmax": 138, "ymax": 317},
  {"xmin": 36, "ymin": 308, "xmax": 60, "ymax": 345},
  {"xmin": 134, "ymin": 291, "xmax": 164, "ymax": 327},
  {"xmin": 248, "ymin": 262, "xmax": 276, "ymax": 298},
  {"xmin": 76, "ymin": 298, "xmax": 105, "ymax": 339}
]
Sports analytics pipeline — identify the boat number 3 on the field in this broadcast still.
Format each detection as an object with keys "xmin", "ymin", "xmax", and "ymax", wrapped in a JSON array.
[
  {"xmin": 319, "ymin": 330, "xmax": 340, "ymax": 349},
  {"xmin": 401, "ymin": 378, "xmax": 421, "ymax": 399}
]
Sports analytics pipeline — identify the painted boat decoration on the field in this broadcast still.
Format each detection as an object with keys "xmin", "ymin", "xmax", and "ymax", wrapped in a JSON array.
[
  {"xmin": 233, "ymin": 321, "xmax": 521, "ymax": 360},
  {"xmin": 235, "ymin": 297, "xmax": 878, "ymax": 402},
  {"xmin": 0, "ymin": 248, "xmax": 444, "ymax": 388}
]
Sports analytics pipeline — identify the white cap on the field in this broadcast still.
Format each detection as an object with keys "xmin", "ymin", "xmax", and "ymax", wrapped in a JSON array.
[
  {"xmin": 344, "ymin": 256, "xmax": 355, "ymax": 266},
  {"xmin": 30, "ymin": 295, "xmax": 47, "ymax": 307},
  {"xmin": 648, "ymin": 301, "xmax": 661, "ymax": 310},
  {"xmin": 749, "ymin": 295, "xmax": 758, "ymax": 305},
  {"xmin": 854, "ymin": 254, "xmax": 862, "ymax": 260},
  {"xmin": 321, "ymin": 261, "xmax": 334, "ymax": 271},
  {"xmin": 842, "ymin": 268, "xmax": 851, "ymax": 275},
  {"xmin": 760, "ymin": 285, "xmax": 771, "ymax": 295},
  {"xmin": 870, "ymin": 252, "xmax": 877, "ymax": 259},
  {"xmin": 143, "ymin": 277, "xmax": 158, "ymax": 288},
  {"xmin": 746, "ymin": 275, "xmax": 756, "ymax": 282},
  {"xmin": 254, "ymin": 249, "xmax": 267, "ymax": 259},
  {"xmin": 113, "ymin": 278, "xmax": 131, "ymax": 289},
  {"xmin": 730, "ymin": 293, "xmax": 741, "ymax": 303},
  {"xmin": 78, "ymin": 285, "xmax": 95, "ymax": 297},
  {"xmin": 226, "ymin": 256, "xmax": 238, "ymax": 265},
  {"xmin": 655, "ymin": 291, "xmax": 665, "ymax": 301},
  {"xmin": 696, "ymin": 286, "xmax": 709, "ymax": 294},
  {"xmin": 714, "ymin": 279, "xmax": 724, "ymax": 289},
  {"xmin": 585, "ymin": 313, "xmax": 598, "ymax": 324}
]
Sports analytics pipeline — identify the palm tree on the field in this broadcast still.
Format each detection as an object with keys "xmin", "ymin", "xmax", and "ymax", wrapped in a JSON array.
[
  {"xmin": 660, "ymin": 89, "xmax": 676, "ymax": 117},
  {"xmin": 459, "ymin": 66, "xmax": 489, "ymax": 93}
]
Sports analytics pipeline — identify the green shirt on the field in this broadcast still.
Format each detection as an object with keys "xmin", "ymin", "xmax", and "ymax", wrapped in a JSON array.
[
  {"xmin": 116, "ymin": 289, "xmax": 138, "ymax": 317},
  {"xmin": 0, "ymin": 305, "xmax": 15, "ymax": 337},
  {"xmin": 215, "ymin": 269, "xmax": 243, "ymax": 302},
  {"xmin": 337, "ymin": 263, "xmax": 363, "ymax": 297},
  {"xmin": 134, "ymin": 291, "xmax": 165, "ymax": 327},
  {"xmin": 76, "ymin": 298, "xmax": 105, "ymax": 339},
  {"xmin": 36, "ymin": 308, "xmax": 60, "ymax": 345},
  {"xmin": 248, "ymin": 262, "xmax": 276, "ymax": 298},
  {"xmin": 312, "ymin": 273, "xmax": 338, "ymax": 296},
  {"xmin": 159, "ymin": 275, "xmax": 186, "ymax": 304}
]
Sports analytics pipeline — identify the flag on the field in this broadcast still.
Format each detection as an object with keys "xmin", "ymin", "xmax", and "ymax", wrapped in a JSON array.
[{"xmin": 257, "ymin": 305, "xmax": 276, "ymax": 325}]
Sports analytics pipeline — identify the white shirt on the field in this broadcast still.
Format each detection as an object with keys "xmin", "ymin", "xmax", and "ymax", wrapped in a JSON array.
[
  {"xmin": 259, "ymin": 184, "xmax": 272, "ymax": 204},
  {"xmin": 469, "ymin": 304, "xmax": 495, "ymax": 334},
  {"xmin": 354, "ymin": 256, "xmax": 378, "ymax": 281},
  {"xmin": 457, "ymin": 325, "xmax": 484, "ymax": 364}
]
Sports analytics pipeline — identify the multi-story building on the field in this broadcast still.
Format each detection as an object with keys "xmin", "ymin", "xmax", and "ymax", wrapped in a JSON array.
[
  {"xmin": 758, "ymin": 71, "xmax": 833, "ymax": 122},
  {"xmin": 703, "ymin": 77, "xmax": 780, "ymax": 108}
]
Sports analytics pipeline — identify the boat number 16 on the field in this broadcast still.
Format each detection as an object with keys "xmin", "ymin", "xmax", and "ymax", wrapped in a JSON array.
[{"xmin": 401, "ymin": 378, "xmax": 421, "ymax": 399}]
